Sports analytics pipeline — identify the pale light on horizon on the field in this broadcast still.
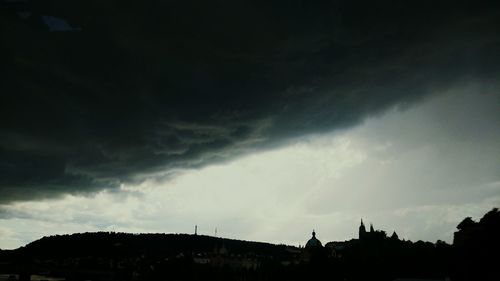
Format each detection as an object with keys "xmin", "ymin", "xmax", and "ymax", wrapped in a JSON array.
[{"xmin": 0, "ymin": 86, "xmax": 499, "ymax": 249}]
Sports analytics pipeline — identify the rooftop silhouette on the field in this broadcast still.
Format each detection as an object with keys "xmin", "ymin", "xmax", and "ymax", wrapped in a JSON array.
[{"xmin": 0, "ymin": 208, "xmax": 497, "ymax": 280}]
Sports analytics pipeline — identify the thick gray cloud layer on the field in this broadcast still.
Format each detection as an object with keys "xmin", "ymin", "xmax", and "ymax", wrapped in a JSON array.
[{"xmin": 1, "ymin": 0, "xmax": 499, "ymax": 203}]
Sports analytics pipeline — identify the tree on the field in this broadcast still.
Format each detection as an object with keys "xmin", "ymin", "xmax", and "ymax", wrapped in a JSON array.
[
  {"xmin": 479, "ymin": 208, "xmax": 500, "ymax": 228},
  {"xmin": 457, "ymin": 217, "xmax": 476, "ymax": 230}
]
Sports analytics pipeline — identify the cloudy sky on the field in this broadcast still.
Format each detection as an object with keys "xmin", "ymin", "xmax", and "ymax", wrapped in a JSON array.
[{"xmin": 1, "ymin": 0, "xmax": 499, "ymax": 249}]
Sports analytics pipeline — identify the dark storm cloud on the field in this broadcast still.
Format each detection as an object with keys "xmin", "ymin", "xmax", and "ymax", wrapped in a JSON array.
[{"xmin": 1, "ymin": 0, "xmax": 499, "ymax": 203}]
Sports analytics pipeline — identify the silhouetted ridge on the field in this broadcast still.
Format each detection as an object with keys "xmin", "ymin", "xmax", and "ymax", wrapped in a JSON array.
[
  {"xmin": 19, "ymin": 232, "xmax": 290, "ymax": 259},
  {"xmin": 1, "ymin": 208, "xmax": 498, "ymax": 281}
]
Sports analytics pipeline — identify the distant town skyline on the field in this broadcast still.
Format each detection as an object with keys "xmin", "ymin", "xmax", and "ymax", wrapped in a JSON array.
[
  {"xmin": 1, "ymin": 87, "xmax": 498, "ymax": 249},
  {"xmin": 1, "ymin": 1, "xmax": 499, "ymax": 250}
]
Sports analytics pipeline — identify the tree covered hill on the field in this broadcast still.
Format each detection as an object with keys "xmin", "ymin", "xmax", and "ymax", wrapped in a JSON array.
[
  {"xmin": 13, "ymin": 232, "xmax": 293, "ymax": 259},
  {"xmin": 0, "ymin": 208, "xmax": 498, "ymax": 281}
]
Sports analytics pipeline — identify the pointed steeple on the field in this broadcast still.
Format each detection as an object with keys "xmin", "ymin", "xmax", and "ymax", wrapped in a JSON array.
[
  {"xmin": 359, "ymin": 219, "xmax": 367, "ymax": 239},
  {"xmin": 370, "ymin": 223, "xmax": 375, "ymax": 232}
]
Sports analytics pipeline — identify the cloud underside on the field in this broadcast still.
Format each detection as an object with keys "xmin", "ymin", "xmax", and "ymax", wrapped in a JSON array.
[{"xmin": 1, "ymin": 1, "xmax": 500, "ymax": 203}]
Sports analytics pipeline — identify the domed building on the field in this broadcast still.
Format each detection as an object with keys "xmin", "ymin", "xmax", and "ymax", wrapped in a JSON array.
[
  {"xmin": 305, "ymin": 230, "xmax": 322, "ymax": 248},
  {"xmin": 302, "ymin": 230, "xmax": 325, "ymax": 262}
]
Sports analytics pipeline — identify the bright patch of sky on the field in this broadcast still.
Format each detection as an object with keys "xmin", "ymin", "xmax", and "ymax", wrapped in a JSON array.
[{"xmin": 1, "ymin": 83, "xmax": 498, "ymax": 249}]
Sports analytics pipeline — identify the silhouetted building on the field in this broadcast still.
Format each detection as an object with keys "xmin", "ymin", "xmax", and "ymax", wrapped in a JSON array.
[
  {"xmin": 325, "ymin": 241, "xmax": 348, "ymax": 258},
  {"xmin": 305, "ymin": 230, "xmax": 322, "ymax": 248},
  {"xmin": 302, "ymin": 230, "xmax": 326, "ymax": 262},
  {"xmin": 391, "ymin": 231, "xmax": 399, "ymax": 240},
  {"xmin": 359, "ymin": 219, "xmax": 367, "ymax": 239},
  {"xmin": 358, "ymin": 221, "xmax": 387, "ymax": 242}
]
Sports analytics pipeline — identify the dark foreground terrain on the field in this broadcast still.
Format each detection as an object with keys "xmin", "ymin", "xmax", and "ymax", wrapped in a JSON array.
[{"xmin": 1, "ymin": 208, "xmax": 499, "ymax": 281}]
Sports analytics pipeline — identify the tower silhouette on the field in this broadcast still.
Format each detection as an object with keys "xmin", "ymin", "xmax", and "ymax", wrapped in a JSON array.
[{"xmin": 359, "ymin": 219, "xmax": 367, "ymax": 239}]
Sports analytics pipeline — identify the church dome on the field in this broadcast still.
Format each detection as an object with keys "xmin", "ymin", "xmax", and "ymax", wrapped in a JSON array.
[{"xmin": 305, "ymin": 230, "xmax": 322, "ymax": 248}]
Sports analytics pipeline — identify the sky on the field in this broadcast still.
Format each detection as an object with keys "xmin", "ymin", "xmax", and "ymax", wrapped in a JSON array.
[{"xmin": 1, "ymin": 0, "xmax": 499, "ymax": 249}]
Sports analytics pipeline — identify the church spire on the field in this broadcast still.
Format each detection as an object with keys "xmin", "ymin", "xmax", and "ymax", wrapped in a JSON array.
[
  {"xmin": 370, "ymin": 223, "xmax": 375, "ymax": 232},
  {"xmin": 359, "ymin": 219, "xmax": 367, "ymax": 239}
]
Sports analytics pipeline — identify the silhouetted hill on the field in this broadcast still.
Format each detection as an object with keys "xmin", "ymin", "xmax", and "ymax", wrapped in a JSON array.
[
  {"xmin": 1, "ymin": 208, "xmax": 498, "ymax": 281},
  {"xmin": 16, "ymin": 232, "xmax": 292, "ymax": 259}
]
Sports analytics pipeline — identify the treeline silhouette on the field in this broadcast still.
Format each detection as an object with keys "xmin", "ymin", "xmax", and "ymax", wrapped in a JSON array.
[
  {"xmin": 0, "ymin": 208, "xmax": 498, "ymax": 281},
  {"xmin": 16, "ymin": 233, "xmax": 290, "ymax": 259},
  {"xmin": 453, "ymin": 207, "xmax": 500, "ymax": 281}
]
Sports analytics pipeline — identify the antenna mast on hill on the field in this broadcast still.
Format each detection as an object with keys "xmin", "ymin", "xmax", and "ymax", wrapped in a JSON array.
[
  {"xmin": 195, "ymin": 225, "xmax": 197, "ymax": 236},
  {"xmin": 215, "ymin": 227, "xmax": 218, "ymax": 237}
]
